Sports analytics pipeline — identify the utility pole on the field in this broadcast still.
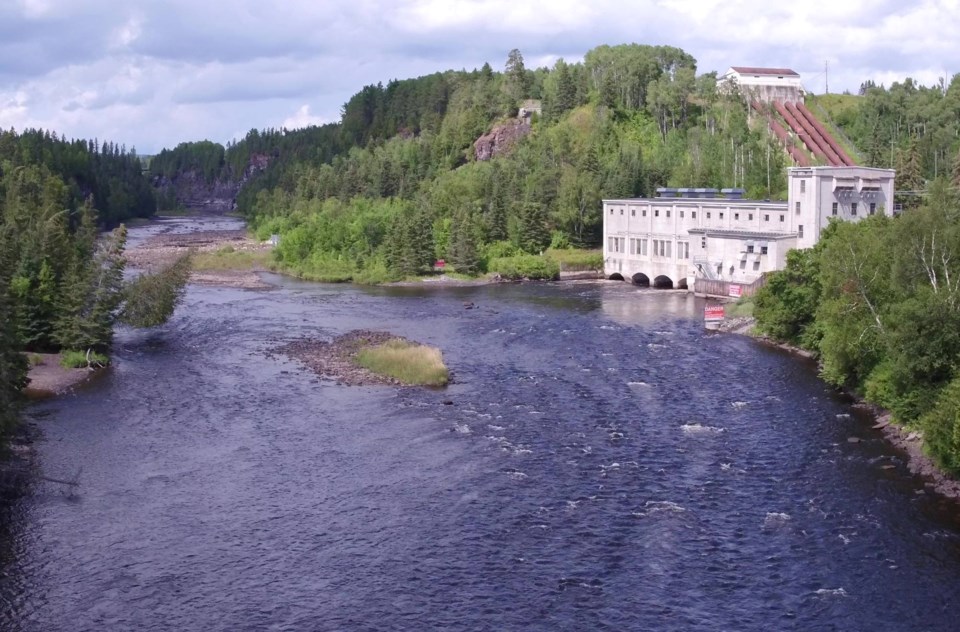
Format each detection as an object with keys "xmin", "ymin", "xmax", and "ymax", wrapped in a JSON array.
[{"xmin": 825, "ymin": 60, "xmax": 829, "ymax": 94}]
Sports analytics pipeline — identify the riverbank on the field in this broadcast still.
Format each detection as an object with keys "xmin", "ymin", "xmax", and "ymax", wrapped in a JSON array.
[
  {"xmin": 720, "ymin": 314, "xmax": 960, "ymax": 501},
  {"xmin": 23, "ymin": 353, "xmax": 102, "ymax": 399},
  {"xmin": 124, "ymin": 226, "xmax": 273, "ymax": 289}
]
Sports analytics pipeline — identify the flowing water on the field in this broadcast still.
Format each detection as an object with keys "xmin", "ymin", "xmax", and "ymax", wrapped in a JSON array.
[{"xmin": 2, "ymin": 218, "xmax": 960, "ymax": 631}]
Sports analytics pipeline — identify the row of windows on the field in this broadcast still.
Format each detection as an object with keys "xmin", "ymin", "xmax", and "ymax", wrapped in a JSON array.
[
  {"xmin": 609, "ymin": 207, "xmax": 801, "ymax": 224},
  {"xmin": 610, "ymin": 237, "xmax": 690, "ymax": 260},
  {"xmin": 830, "ymin": 202, "xmax": 877, "ymax": 216}
]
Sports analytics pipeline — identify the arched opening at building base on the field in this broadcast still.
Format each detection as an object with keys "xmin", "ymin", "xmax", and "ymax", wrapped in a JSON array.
[
  {"xmin": 653, "ymin": 275, "xmax": 674, "ymax": 289},
  {"xmin": 676, "ymin": 278, "xmax": 689, "ymax": 290},
  {"xmin": 631, "ymin": 273, "xmax": 650, "ymax": 287},
  {"xmin": 608, "ymin": 273, "xmax": 624, "ymax": 281}
]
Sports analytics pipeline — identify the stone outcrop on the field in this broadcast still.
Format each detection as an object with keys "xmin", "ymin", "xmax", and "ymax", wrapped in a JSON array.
[
  {"xmin": 153, "ymin": 153, "xmax": 270, "ymax": 213},
  {"xmin": 474, "ymin": 120, "xmax": 531, "ymax": 161}
]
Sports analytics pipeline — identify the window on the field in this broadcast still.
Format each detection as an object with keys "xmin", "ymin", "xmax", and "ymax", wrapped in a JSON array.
[
  {"xmin": 655, "ymin": 210, "xmax": 660, "ymax": 217},
  {"xmin": 719, "ymin": 212, "xmax": 725, "ymax": 220},
  {"xmin": 740, "ymin": 259, "xmax": 746, "ymax": 269},
  {"xmin": 692, "ymin": 212, "xmax": 697, "ymax": 219},
  {"xmin": 707, "ymin": 212, "xmax": 712, "ymax": 219},
  {"xmin": 643, "ymin": 209, "xmax": 647, "ymax": 217},
  {"xmin": 870, "ymin": 203, "xmax": 876, "ymax": 215},
  {"xmin": 665, "ymin": 241, "xmax": 672, "ymax": 258},
  {"xmin": 631, "ymin": 209, "xmax": 635, "ymax": 217},
  {"xmin": 832, "ymin": 202, "xmax": 838, "ymax": 216},
  {"xmin": 608, "ymin": 237, "xmax": 615, "ymax": 252},
  {"xmin": 666, "ymin": 210, "xmax": 671, "ymax": 218},
  {"xmin": 800, "ymin": 180, "xmax": 806, "ymax": 193},
  {"xmin": 680, "ymin": 211, "xmax": 685, "ymax": 218},
  {"xmin": 798, "ymin": 225, "xmax": 804, "ymax": 238},
  {"xmin": 764, "ymin": 214, "xmax": 769, "ymax": 222},
  {"xmin": 760, "ymin": 246, "xmax": 768, "ymax": 255},
  {"xmin": 619, "ymin": 237, "xmax": 625, "ymax": 253},
  {"xmin": 641, "ymin": 239, "xmax": 648, "ymax": 256},
  {"xmin": 620, "ymin": 208, "xmax": 623, "ymax": 215},
  {"xmin": 851, "ymin": 202, "xmax": 858, "ymax": 216},
  {"xmin": 779, "ymin": 215, "xmax": 785, "ymax": 222},
  {"xmin": 701, "ymin": 237, "xmax": 707, "ymax": 248},
  {"xmin": 747, "ymin": 245, "xmax": 754, "ymax": 254},
  {"xmin": 795, "ymin": 201, "xmax": 801, "ymax": 214},
  {"xmin": 609, "ymin": 209, "xmax": 613, "ymax": 215},
  {"xmin": 629, "ymin": 238, "xmax": 636, "ymax": 255},
  {"xmin": 749, "ymin": 213, "xmax": 754, "ymax": 221},
  {"xmin": 734, "ymin": 213, "xmax": 740, "ymax": 220},
  {"xmin": 753, "ymin": 260, "xmax": 761, "ymax": 271}
]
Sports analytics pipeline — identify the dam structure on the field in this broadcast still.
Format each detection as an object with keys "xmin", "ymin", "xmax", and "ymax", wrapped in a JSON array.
[{"xmin": 603, "ymin": 166, "xmax": 895, "ymax": 289}]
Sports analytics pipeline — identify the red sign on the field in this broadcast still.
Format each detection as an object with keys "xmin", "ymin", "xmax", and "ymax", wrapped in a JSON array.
[
  {"xmin": 728, "ymin": 284, "xmax": 743, "ymax": 298},
  {"xmin": 704, "ymin": 305, "xmax": 725, "ymax": 322},
  {"xmin": 434, "ymin": 259, "xmax": 446, "ymax": 268}
]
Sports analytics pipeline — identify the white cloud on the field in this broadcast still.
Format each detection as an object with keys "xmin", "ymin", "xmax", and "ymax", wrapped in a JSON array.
[
  {"xmin": 0, "ymin": 0, "xmax": 957, "ymax": 151},
  {"xmin": 281, "ymin": 105, "xmax": 328, "ymax": 131}
]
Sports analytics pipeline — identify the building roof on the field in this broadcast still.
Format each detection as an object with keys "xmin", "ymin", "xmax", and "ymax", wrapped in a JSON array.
[{"xmin": 729, "ymin": 66, "xmax": 799, "ymax": 77}]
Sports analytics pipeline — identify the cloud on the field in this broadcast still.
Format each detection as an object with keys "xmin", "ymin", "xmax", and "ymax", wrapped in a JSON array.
[
  {"xmin": 0, "ymin": 0, "xmax": 958, "ymax": 152},
  {"xmin": 281, "ymin": 105, "xmax": 329, "ymax": 131}
]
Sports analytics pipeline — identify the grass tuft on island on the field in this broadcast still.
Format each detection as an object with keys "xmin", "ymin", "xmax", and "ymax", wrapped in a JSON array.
[
  {"xmin": 277, "ymin": 330, "xmax": 449, "ymax": 387},
  {"xmin": 356, "ymin": 338, "xmax": 448, "ymax": 386}
]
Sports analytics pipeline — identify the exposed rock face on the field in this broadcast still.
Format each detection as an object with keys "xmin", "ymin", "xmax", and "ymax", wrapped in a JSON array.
[
  {"xmin": 153, "ymin": 153, "xmax": 270, "ymax": 213},
  {"xmin": 474, "ymin": 120, "xmax": 531, "ymax": 161}
]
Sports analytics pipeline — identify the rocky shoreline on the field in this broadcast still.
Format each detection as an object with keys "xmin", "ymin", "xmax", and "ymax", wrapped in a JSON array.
[
  {"xmin": 719, "ymin": 315, "xmax": 960, "ymax": 501},
  {"xmin": 124, "ymin": 227, "xmax": 272, "ymax": 289},
  {"xmin": 24, "ymin": 353, "xmax": 103, "ymax": 400},
  {"xmin": 275, "ymin": 330, "xmax": 413, "ymax": 387}
]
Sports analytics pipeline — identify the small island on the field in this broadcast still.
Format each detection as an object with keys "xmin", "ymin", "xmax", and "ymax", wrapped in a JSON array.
[{"xmin": 279, "ymin": 330, "xmax": 449, "ymax": 387}]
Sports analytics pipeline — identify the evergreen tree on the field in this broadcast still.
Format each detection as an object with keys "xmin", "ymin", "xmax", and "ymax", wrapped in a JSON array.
[
  {"xmin": 448, "ymin": 208, "xmax": 480, "ymax": 274},
  {"xmin": 518, "ymin": 202, "xmax": 550, "ymax": 254},
  {"xmin": 0, "ymin": 231, "xmax": 28, "ymax": 435}
]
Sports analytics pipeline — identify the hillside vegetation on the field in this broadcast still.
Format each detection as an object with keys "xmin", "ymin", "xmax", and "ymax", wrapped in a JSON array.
[{"xmin": 154, "ymin": 44, "xmax": 790, "ymax": 282}]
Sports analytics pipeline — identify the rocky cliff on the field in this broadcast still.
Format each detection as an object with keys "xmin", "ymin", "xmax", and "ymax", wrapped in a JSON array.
[
  {"xmin": 473, "ymin": 120, "xmax": 531, "ymax": 161},
  {"xmin": 153, "ymin": 153, "xmax": 270, "ymax": 213}
]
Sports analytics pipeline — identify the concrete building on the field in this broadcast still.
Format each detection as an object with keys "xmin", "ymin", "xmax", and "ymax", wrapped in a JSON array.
[
  {"xmin": 719, "ymin": 67, "xmax": 804, "ymax": 104},
  {"xmin": 602, "ymin": 166, "xmax": 896, "ymax": 289}
]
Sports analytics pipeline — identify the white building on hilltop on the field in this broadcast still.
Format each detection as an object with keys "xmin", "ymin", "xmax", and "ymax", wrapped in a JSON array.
[
  {"xmin": 602, "ymin": 166, "xmax": 896, "ymax": 289},
  {"xmin": 719, "ymin": 66, "xmax": 805, "ymax": 104}
]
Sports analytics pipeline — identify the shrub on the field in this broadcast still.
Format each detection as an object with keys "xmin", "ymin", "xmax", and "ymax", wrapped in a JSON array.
[
  {"xmin": 546, "ymin": 248, "xmax": 603, "ymax": 271},
  {"xmin": 60, "ymin": 349, "xmax": 109, "ymax": 368},
  {"xmin": 919, "ymin": 377, "xmax": 960, "ymax": 475},
  {"xmin": 488, "ymin": 255, "xmax": 560, "ymax": 280},
  {"xmin": 356, "ymin": 339, "xmax": 449, "ymax": 386}
]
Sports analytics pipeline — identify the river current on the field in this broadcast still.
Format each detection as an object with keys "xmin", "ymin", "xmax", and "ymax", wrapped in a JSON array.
[{"xmin": 2, "ymin": 218, "xmax": 960, "ymax": 631}]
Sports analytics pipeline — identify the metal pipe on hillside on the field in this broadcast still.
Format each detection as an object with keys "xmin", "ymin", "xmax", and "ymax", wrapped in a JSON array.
[
  {"xmin": 796, "ymin": 102, "xmax": 856, "ymax": 165},
  {"xmin": 786, "ymin": 102, "xmax": 844, "ymax": 166},
  {"xmin": 772, "ymin": 101, "xmax": 826, "ymax": 163},
  {"xmin": 754, "ymin": 101, "xmax": 810, "ymax": 167}
]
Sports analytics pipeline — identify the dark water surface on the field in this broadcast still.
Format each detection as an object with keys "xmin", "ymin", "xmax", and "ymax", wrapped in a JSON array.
[{"xmin": 2, "ymin": 218, "xmax": 960, "ymax": 631}]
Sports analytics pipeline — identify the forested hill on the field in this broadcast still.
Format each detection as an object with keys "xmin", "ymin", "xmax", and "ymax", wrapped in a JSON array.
[
  {"xmin": 0, "ymin": 128, "xmax": 156, "ymax": 226},
  {"xmin": 150, "ymin": 44, "xmax": 791, "ymax": 282},
  {"xmin": 816, "ymin": 76, "xmax": 960, "ymax": 194}
]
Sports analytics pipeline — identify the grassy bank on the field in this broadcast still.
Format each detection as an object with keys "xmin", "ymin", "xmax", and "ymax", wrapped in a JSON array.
[
  {"xmin": 356, "ymin": 338, "xmax": 449, "ymax": 386},
  {"xmin": 191, "ymin": 245, "xmax": 273, "ymax": 272}
]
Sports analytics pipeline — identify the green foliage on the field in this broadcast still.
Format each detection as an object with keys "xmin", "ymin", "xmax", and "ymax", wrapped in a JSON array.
[
  {"xmin": 919, "ymin": 376, "xmax": 960, "ymax": 475},
  {"xmin": 545, "ymin": 248, "xmax": 603, "ymax": 271},
  {"xmin": 753, "ymin": 180, "xmax": 960, "ymax": 471},
  {"xmin": 120, "ymin": 254, "xmax": 193, "ymax": 328},
  {"xmin": 59, "ymin": 349, "xmax": 109, "ymax": 369},
  {"xmin": 355, "ymin": 338, "xmax": 449, "ymax": 386},
  {"xmin": 489, "ymin": 255, "xmax": 560, "ymax": 280}
]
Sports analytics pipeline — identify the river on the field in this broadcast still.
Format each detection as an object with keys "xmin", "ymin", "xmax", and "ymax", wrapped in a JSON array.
[{"xmin": 2, "ymin": 217, "xmax": 960, "ymax": 631}]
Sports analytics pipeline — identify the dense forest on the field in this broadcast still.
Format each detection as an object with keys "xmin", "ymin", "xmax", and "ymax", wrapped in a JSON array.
[
  {"xmin": 0, "ymin": 130, "xmax": 186, "ymax": 436},
  {"xmin": 153, "ymin": 44, "xmax": 789, "ymax": 282},
  {"xmin": 825, "ymin": 75, "xmax": 960, "ymax": 195},
  {"xmin": 754, "ymin": 179, "xmax": 960, "ymax": 474}
]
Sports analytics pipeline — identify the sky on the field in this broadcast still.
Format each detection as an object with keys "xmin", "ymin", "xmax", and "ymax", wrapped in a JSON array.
[{"xmin": 1, "ymin": 0, "xmax": 958, "ymax": 154}]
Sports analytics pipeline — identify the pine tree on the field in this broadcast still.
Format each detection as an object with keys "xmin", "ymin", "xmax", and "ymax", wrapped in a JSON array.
[
  {"xmin": 0, "ymin": 232, "xmax": 28, "ymax": 435},
  {"xmin": 518, "ymin": 202, "xmax": 550, "ymax": 254},
  {"xmin": 951, "ymin": 146, "xmax": 960, "ymax": 190},
  {"xmin": 448, "ymin": 209, "xmax": 479, "ymax": 275}
]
